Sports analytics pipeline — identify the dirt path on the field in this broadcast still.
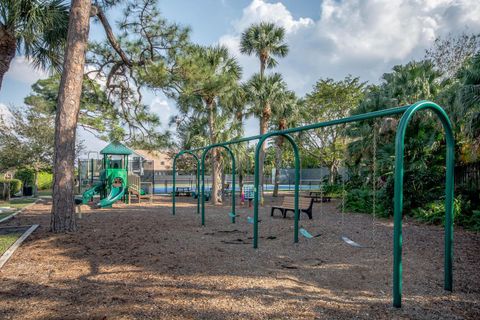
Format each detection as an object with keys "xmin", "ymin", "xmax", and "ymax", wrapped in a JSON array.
[{"xmin": 0, "ymin": 196, "xmax": 479, "ymax": 319}]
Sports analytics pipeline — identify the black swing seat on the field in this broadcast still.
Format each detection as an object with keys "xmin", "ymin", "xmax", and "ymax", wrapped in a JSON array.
[{"xmin": 271, "ymin": 196, "xmax": 314, "ymax": 220}]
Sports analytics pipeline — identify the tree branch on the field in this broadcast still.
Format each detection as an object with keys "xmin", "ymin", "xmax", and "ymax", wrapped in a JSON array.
[{"xmin": 93, "ymin": 5, "xmax": 133, "ymax": 67}]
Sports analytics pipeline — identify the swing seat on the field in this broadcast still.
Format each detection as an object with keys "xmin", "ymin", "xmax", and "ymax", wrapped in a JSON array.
[
  {"xmin": 271, "ymin": 197, "xmax": 313, "ymax": 219},
  {"xmin": 300, "ymin": 228, "xmax": 313, "ymax": 238},
  {"xmin": 341, "ymin": 236, "xmax": 363, "ymax": 248}
]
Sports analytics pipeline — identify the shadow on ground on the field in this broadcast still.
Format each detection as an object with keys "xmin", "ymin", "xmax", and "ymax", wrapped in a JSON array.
[{"xmin": 0, "ymin": 196, "xmax": 479, "ymax": 319}]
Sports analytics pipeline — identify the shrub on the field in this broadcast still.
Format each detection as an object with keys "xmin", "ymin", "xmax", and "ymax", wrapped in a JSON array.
[
  {"xmin": 0, "ymin": 178, "xmax": 23, "ymax": 196},
  {"xmin": 460, "ymin": 210, "xmax": 480, "ymax": 232},
  {"xmin": 322, "ymin": 183, "xmax": 343, "ymax": 197},
  {"xmin": 37, "ymin": 172, "xmax": 53, "ymax": 190},
  {"xmin": 344, "ymin": 187, "xmax": 387, "ymax": 217},
  {"xmin": 412, "ymin": 198, "xmax": 462, "ymax": 225},
  {"xmin": 14, "ymin": 168, "xmax": 35, "ymax": 186}
]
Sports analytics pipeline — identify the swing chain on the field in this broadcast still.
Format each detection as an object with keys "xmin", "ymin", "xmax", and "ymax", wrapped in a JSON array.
[{"xmin": 371, "ymin": 122, "xmax": 378, "ymax": 243}]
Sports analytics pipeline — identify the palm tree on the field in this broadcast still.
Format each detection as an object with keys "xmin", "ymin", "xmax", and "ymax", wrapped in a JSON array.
[
  {"xmin": 176, "ymin": 45, "xmax": 242, "ymax": 204},
  {"xmin": 383, "ymin": 60, "xmax": 442, "ymax": 104},
  {"xmin": 271, "ymin": 91, "xmax": 299, "ymax": 196},
  {"xmin": 0, "ymin": 0, "xmax": 69, "ymax": 90},
  {"xmin": 240, "ymin": 22, "xmax": 288, "ymax": 190},
  {"xmin": 245, "ymin": 72, "xmax": 287, "ymax": 191},
  {"xmin": 240, "ymin": 22, "xmax": 288, "ymax": 78},
  {"xmin": 222, "ymin": 83, "xmax": 250, "ymax": 196},
  {"xmin": 457, "ymin": 53, "xmax": 480, "ymax": 150}
]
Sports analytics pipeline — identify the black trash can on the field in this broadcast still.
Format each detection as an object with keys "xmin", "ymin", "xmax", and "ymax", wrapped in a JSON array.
[{"xmin": 23, "ymin": 186, "xmax": 33, "ymax": 196}]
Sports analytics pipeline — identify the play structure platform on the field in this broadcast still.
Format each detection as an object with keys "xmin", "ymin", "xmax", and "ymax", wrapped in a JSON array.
[{"xmin": 81, "ymin": 142, "xmax": 151, "ymax": 208}]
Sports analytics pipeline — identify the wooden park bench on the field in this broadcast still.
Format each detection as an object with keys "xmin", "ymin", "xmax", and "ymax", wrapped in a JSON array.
[{"xmin": 271, "ymin": 196, "xmax": 314, "ymax": 220}]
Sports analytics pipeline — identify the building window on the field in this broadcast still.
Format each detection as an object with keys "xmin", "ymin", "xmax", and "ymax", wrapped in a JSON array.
[{"xmin": 161, "ymin": 161, "xmax": 165, "ymax": 165}]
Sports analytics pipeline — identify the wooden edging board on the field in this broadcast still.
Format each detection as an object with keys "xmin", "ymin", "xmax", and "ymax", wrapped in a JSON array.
[
  {"xmin": 0, "ymin": 199, "xmax": 39, "ymax": 224},
  {"xmin": 0, "ymin": 224, "xmax": 39, "ymax": 269}
]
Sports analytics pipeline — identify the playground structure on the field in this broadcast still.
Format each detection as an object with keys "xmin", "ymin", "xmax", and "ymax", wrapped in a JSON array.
[
  {"xmin": 80, "ymin": 142, "xmax": 152, "ymax": 208},
  {"xmin": 171, "ymin": 100, "xmax": 455, "ymax": 308}
]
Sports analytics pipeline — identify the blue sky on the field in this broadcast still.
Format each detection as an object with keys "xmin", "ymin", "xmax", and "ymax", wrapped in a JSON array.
[{"xmin": 1, "ymin": 0, "xmax": 479, "ymax": 154}]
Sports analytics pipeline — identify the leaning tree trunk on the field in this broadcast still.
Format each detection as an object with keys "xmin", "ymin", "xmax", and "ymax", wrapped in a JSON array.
[
  {"xmin": 0, "ymin": 26, "xmax": 17, "ymax": 91},
  {"xmin": 207, "ymin": 99, "xmax": 222, "ymax": 205},
  {"xmin": 51, "ymin": 0, "xmax": 92, "ymax": 232}
]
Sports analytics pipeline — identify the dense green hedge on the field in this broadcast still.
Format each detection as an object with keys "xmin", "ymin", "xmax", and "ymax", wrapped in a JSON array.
[
  {"xmin": 14, "ymin": 168, "xmax": 35, "ymax": 186},
  {"xmin": 322, "ymin": 183, "xmax": 343, "ymax": 198},
  {"xmin": 37, "ymin": 172, "xmax": 53, "ymax": 190},
  {"xmin": 12, "ymin": 170, "xmax": 52, "ymax": 191},
  {"xmin": 345, "ymin": 183, "xmax": 480, "ymax": 231},
  {"xmin": 344, "ymin": 188, "xmax": 387, "ymax": 217},
  {"xmin": 0, "ymin": 178, "xmax": 22, "ymax": 196}
]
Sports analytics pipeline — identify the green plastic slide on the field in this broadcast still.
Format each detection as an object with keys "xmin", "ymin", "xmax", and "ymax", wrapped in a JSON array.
[
  {"xmin": 82, "ymin": 183, "xmax": 103, "ymax": 204},
  {"xmin": 98, "ymin": 186, "xmax": 125, "ymax": 208}
]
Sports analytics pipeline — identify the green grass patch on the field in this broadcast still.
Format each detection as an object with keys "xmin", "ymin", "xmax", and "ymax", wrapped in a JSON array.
[
  {"xmin": 0, "ymin": 232, "xmax": 22, "ymax": 255},
  {"xmin": 37, "ymin": 189, "xmax": 52, "ymax": 196},
  {"xmin": 0, "ymin": 198, "xmax": 36, "ymax": 209},
  {"xmin": 0, "ymin": 212, "xmax": 12, "ymax": 220}
]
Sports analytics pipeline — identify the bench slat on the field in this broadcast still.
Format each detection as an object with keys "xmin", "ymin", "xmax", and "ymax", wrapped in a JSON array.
[{"xmin": 279, "ymin": 197, "xmax": 311, "ymax": 209}]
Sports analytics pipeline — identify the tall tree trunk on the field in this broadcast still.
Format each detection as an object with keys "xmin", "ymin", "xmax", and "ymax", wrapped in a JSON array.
[
  {"xmin": 207, "ymin": 99, "xmax": 222, "ymax": 205},
  {"xmin": 235, "ymin": 110, "xmax": 244, "ymax": 200},
  {"xmin": 33, "ymin": 169, "xmax": 39, "ymax": 198},
  {"xmin": 51, "ymin": 0, "xmax": 92, "ymax": 232},
  {"xmin": 273, "ymin": 118, "xmax": 287, "ymax": 197},
  {"xmin": 257, "ymin": 53, "xmax": 268, "ymax": 200},
  {"xmin": 272, "ymin": 144, "xmax": 282, "ymax": 197},
  {"xmin": 328, "ymin": 162, "xmax": 337, "ymax": 184},
  {"xmin": 260, "ymin": 55, "xmax": 266, "ymax": 79},
  {"xmin": 5, "ymin": 182, "xmax": 10, "ymax": 202},
  {"xmin": 0, "ymin": 26, "xmax": 17, "ymax": 91},
  {"xmin": 258, "ymin": 102, "xmax": 271, "ymax": 198},
  {"xmin": 221, "ymin": 169, "xmax": 226, "ymax": 202}
]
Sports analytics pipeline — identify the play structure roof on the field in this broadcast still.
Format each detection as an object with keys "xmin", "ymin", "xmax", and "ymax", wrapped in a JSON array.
[{"xmin": 100, "ymin": 142, "xmax": 133, "ymax": 155}]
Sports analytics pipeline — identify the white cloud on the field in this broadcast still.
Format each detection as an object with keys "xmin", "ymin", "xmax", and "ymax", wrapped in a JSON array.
[
  {"xmin": 232, "ymin": 0, "xmax": 314, "ymax": 33},
  {"xmin": 219, "ymin": 0, "xmax": 480, "ymax": 95},
  {"xmin": 6, "ymin": 56, "xmax": 49, "ymax": 85},
  {"xmin": 149, "ymin": 96, "xmax": 177, "ymax": 129}
]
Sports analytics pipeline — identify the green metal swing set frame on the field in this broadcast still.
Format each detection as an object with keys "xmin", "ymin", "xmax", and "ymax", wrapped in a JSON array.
[{"xmin": 171, "ymin": 100, "xmax": 455, "ymax": 308}]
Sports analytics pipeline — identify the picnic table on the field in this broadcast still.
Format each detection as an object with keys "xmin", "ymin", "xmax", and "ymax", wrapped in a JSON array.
[{"xmin": 306, "ymin": 191, "xmax": 331, "ymax": 203}]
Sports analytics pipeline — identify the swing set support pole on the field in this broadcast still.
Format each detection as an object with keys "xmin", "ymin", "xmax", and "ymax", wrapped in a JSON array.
[
  {"xmin": 253, "ymin": 133, "xmax": 300, "ymax": 248},
  {"xmin": 392, "ymin": 101, "xmax": 454, "ymax": 308},
  {"xmin": 173, "ymin": 100, "xmax": 455, "ymax": 308},
  {"xmin": 201, "ymin": 145, "xmax": 236, "ymax": 226}
]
